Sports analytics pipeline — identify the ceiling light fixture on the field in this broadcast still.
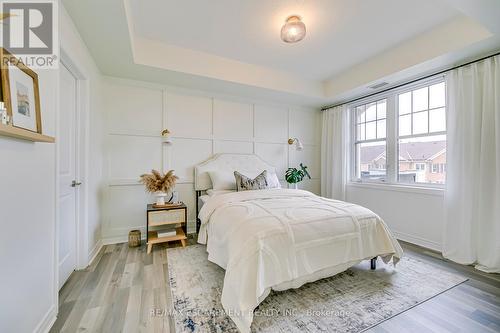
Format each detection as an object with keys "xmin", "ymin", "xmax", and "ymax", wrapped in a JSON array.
[{"xmin": 280, "ymin": 15, "xmax": 306, "ymax": 43}]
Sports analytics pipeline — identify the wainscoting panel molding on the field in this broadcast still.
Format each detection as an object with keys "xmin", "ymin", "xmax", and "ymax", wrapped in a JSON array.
[{"xmin": 102, "ymin": 78, "xmax": 321, "ymax": 238}]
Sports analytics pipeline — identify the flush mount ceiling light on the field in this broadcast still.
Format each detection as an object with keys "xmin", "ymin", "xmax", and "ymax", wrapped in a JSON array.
[{"xmin": 280, "ymin": 15, "xmax": 306, "ymax": 43}]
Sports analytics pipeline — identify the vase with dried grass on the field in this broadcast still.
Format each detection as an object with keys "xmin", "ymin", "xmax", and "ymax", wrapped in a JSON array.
[{"xmin": 140, "ymin": 169, "xmax": 179, "ymax": 206}]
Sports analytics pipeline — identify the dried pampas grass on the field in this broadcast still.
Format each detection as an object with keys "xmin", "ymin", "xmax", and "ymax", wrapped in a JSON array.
[{"xmin": 140, "ymin": 169, "xmax": 179, "ymax": 193}]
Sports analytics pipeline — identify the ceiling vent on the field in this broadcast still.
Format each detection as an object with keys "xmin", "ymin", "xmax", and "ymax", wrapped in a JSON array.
[{"xmin": 368, "ymin": 82, "xmax": 389, "ymax": 90}]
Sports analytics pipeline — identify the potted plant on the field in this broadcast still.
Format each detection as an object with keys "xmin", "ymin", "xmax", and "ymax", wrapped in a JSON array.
[
  {"xmin": 285, "ymin": 163, "xmax": 311, "ymax": 189},
  {"xmin": 140, "ymin": 169, "xmax": 179, "ymax": 206}
]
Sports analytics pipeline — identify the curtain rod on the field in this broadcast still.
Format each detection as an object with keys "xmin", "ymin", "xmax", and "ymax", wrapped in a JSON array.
[{"xmin": 321, "ymin": 50, "xmax": 500, "ymax": 111}]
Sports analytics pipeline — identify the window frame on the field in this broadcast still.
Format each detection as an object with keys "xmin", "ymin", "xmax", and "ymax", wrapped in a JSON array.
[
  {"xmin": 432, "ymin": 164, "xmax": 439, "ymax": 173},
  {"xmin": 396, "ymin": 80, "xmax": 447, "ymax": 140},
  {"xmin": 415, "ymin": 163, "xmax": 426, "ymax": 171},
  {"xmin": 352, "ymin": 97, "xmax": 389, "ymax": 183},
  {"xmin": 349, "ymin": 75, "xmax": 446, "ymax": 189}
]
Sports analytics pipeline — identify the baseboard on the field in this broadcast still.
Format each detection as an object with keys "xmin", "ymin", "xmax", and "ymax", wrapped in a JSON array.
[
  {"xmin": 34, "ymin": 304, "xmax": 57, "ymax": 333},
  {"xmin": 393, "ymin": 230, "xmax": 442, "ymax": 253},
  {"xmin": 102, "ymin": 235, "xmax": 135, "ymax": 245},
  {"xmin": 87, "ymin": 239, "xmax": 104, "ymax": 266}
]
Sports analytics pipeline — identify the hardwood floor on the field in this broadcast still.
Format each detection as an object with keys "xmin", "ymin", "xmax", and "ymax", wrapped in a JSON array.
[
  {"xmin": 365, "ymin": 242, "xmax": 500, "ymax": 333},
  {"xmin": 50, "ymin": 239, "xmax": 500, "ymax": 333}
]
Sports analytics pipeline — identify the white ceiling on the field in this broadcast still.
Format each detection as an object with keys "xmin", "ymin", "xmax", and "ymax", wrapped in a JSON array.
[
  {"xmin": 130, "ymin": 0, "xmax": 459, "ymax": 81},
  {"xmin": 62, "ymin": 0, "xmax": 500, "ymax": 107}
]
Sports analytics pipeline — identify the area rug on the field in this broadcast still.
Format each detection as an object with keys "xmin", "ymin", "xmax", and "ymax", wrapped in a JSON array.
[{"xmin": 167, "ymin": 245, "xmax": 466, "ymax": 333}]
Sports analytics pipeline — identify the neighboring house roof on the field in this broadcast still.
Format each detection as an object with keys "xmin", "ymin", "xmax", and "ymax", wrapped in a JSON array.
[
  {"xmin": 427, "ymin": 148, "xmax": 447, "ymax": 161},
  {"xmin": 360, "ymin": 141, "xmax": 446, "ymax": 164},
  {"xmin": 360, "ymin": 145, "xmax": 385, "ymax": 164}
]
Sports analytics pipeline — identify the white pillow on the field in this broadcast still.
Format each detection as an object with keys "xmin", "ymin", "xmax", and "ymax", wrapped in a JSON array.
[
  {"xmin": 206, "ymin": 189, "xmax": 235, "ymax": 196},
  {"xmin": 208, "ymin": 171, "xmax": 237, "ymax": 190},
  {"xmin": 199, "ymin": 195, "xmax": 210, "ymax": 204},
  {"xmin": 266, "ymin": 172, "xmax": 281, "ymax": 189}
]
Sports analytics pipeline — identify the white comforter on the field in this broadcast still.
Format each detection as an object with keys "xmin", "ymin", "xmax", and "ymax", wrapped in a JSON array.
[{"xmin": 197, "ymin": 189, "xmax": 403, "ymax": 332}]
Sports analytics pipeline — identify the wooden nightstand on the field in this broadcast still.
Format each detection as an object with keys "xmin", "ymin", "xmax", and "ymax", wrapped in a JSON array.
[{"xmin": 146, "ymin": 203, "xmax": 187, "ymax": 254}]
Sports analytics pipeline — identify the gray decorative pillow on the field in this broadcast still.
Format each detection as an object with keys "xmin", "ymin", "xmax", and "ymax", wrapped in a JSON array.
[{"xmin": 234, "ymin": 170, "xmax": 269, "ymax": 191}]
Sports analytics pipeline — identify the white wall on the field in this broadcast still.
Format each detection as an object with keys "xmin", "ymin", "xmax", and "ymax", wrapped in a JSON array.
[
  {"xmin": 0, "ymin": 5, "xmax": 103, "ymax": 333},
  {"xmin": 346, "ymin": 184, "xmax": 444, "ymax": 251},
  {"xmin": 102, "ymin": 77, "xmax": 321, "ymax": 240},
  {"xmin": 0, "ymin": 69, "xmax": 58, "ymax": 333}
]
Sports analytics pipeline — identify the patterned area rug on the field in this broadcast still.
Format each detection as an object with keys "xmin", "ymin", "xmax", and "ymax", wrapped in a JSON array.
[{"xmin": 167, "ymin": 245, "xmax": 466, "ymax": 333}]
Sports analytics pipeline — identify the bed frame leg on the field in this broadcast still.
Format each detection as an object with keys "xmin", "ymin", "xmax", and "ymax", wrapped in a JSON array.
[
  {"xmin": 370, "ymin": 257, "xmax": 377, "ymax": 270},
  {"xmin": 195, "ymin": 190, "xmax": 201, "ymax": 234}
]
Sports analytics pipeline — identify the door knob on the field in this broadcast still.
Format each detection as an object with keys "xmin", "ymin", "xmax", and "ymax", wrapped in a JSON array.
[{"xmin": 71, "ymin": 180, "xmax": 82, "ymax": 187}]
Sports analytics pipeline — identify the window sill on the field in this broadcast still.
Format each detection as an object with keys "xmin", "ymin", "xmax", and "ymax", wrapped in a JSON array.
[{"xmin": 347, "ymin": 182, "xmax": 444, "ymax": 196}]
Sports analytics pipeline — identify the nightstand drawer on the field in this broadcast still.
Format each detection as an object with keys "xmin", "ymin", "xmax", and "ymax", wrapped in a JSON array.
[{"xmin": 148, "ymin": 209, "xmax": 185, "ymax": 226}]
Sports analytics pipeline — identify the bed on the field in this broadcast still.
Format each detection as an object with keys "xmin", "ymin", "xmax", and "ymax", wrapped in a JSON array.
[{"xmin": 194, "ymin": 153, "xmax": 403, "ymax": 333}]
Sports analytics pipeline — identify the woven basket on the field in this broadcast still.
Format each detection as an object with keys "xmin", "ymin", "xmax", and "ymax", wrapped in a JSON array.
[{"xmin": 128, "ymin": 230, "xmax": 141, "ymax": 247}]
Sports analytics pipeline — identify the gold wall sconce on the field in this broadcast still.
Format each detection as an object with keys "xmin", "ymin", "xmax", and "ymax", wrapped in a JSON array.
[
  {"xmin": 288, "ymin": 137, "xmax": 303, "ymax": 151},
  {"xmin": 162, "ymin": 129, "xmax": 172, "ymax": 144}
]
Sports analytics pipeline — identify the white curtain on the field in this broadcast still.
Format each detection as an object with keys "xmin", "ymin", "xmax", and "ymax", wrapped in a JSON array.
[
  {"xmin": 444, "ymin": 55, "xmax": 500, "ymax": 273},
  {"xmin": 321, "ymin": 105, "xmax": 349, "ymax": 200}
]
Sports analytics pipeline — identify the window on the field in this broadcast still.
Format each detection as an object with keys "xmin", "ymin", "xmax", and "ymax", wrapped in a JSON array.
[
  {"xmin": 398, "ymin": 82, "xmax": 446, "ymax": 184},
  {"xmin": 415, "ymin": 163, "xmax": 426, "ymax": 171},
  {"xmin": 354, "ymin": 99, "xmax": 387, "ymax": 182},
  {"xmin": 351, "ymin": 78, "xmax": 446, "ymax": 186}
]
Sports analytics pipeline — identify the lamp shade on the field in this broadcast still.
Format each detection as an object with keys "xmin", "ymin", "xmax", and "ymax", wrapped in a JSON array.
[
  {"xmin": 281, "ymin": 15, "xmax": 306, "ymax": 43},
  {"xmin": 295, "ymin": 138, "xmax": 304, "ymax": 151},
  {"xmin": 289, "ymin": 137, "xmax": 304, "ymax": 150}
]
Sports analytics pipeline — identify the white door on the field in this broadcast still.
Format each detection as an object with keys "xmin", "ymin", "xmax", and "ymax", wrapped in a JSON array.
[{"xmin": 58, "ymin": 63, "xmax": 78, "ymax": 289}]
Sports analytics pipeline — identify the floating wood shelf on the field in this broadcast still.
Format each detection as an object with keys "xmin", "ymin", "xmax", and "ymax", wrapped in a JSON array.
[{"xmin": 0, "ymin": 123, "xmax": 55, "ymax": 143}]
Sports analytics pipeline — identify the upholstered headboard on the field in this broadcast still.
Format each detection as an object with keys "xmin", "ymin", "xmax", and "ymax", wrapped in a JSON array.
[{"xmin": 194, "ymin": 153, "xmax": 277, "ymax": 191}]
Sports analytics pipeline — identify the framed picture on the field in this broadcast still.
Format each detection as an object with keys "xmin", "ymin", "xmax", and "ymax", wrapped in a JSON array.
[{"xmin": 1, "ymin": 48, "xmax": 42, "ymax": 133}]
